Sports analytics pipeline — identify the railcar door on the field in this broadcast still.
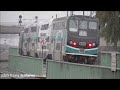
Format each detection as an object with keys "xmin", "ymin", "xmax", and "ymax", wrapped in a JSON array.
[{"xmin": 53, "ymin": 31, "xmax": 63, "ymax": 61}]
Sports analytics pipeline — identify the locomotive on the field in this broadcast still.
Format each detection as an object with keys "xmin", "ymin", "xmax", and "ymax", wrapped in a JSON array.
[
  {"xmin": 19, "ymin": 15, "xmax": 100, "ymax": 64},
  {"xmin": 47, "ymin": 15, "xmax": 100, "ymax": 64}
]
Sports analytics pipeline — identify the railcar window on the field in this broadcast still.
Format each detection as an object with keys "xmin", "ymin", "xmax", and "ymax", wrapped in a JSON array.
[
  {"xmin": 56, "ymin": 43, "xmax": 61, "ymax": 50},
  {"xmin": 79, "ymin": 31, "xmax": 87, "ymax": 36},
  {"xmin": 89, "ymin": 22, "xmax": 97, "ymax": 29},
  {"xmin": 41, "ymin": 24, "xmax": 49, "ymax": 30},
  {"xmin": 69, "ymin": 20, "xmax": 78, "ymax": 32},
  {"xmin": 40, "ymin": 33, "xmax": 46, "ymax": 37},
  {"xmin": 31, "ymin": 26, "xmax": 37, "ymax": 32},
  {"xmin": 79, "ymin": 20, "xmax": 87, "ymax": 29},
  {"xmin": 53, "ymin": 22, "xmax": 66, "ymax": 30}
]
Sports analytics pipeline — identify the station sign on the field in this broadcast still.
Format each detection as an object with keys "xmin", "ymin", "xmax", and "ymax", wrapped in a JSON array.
[{"xmin": 40, "ymin": 39, "xmax": 46, "ymax": 45}]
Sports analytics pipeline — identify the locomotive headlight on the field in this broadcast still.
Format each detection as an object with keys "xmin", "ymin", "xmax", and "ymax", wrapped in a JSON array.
[
  {"xmin": 70, "ymin": 41, "xmax": 73, "ymax": 44},
  {"xmin": 92, "ymin": 43, "xmax": 95, "ymax": 46},
  {"xmin": 88, "ymin": 43, "xmax": 92, "ymax": 47},
  {"xmin": 87, "ymin": 42, "xmax": 92, "ymax": 48},
  {"xmin": 70, "ymin": 41, "xmax": 78, "ymax": 47},
  {"xmin": 73, "ymin": 42, "xmax": 77, "ymax": 46}
]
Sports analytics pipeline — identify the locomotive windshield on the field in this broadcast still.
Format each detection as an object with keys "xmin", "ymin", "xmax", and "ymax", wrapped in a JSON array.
[
  {"xmin": 69, "ymin": 19, "xmax": 98, "ymax": 32},
  {"xmin": 69, "ymin": 19, "xmax": 78, "ymax": 32},
  {"xmin": 41, "ymin": 24, "xmax": 49, "ymax": 30},
  {"xmin": 79, "ymin": 20, "xmax": 87, "ymax": 29},
  {"xmin": 68, "ymin": 16, "xmax": 99, "ymax": 43},
  {"xmin": 69, "ymin": 19, "xmax": 88, "ymax": 32},
  {"xmin": 89, "ymin": 21, "xmax": 97, "ymax": 29}
]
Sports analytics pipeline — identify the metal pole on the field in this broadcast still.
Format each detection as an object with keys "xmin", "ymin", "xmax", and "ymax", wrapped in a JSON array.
[
  {"xmin": 56, "ymin": 14, "xmax": 57, "ymax": 18},
  {"xmin": 42, "ymin": 45, "xmax": 43, "ymax": 58},
  {"xmin": 90, "ymin": 11, "xmax": 92, "ymax": 17},
  {"xmin": 83, "ymin": 11, "xmax": 84, "ymax": 15},
  {"xmin": 53, "ymin": 38, "xmax": 55, "ymax": 60},
  {"xmin": 35, "ymin": 16, "xmax": 38, "ymax": 23},
  {"xmin": 67, "ymin": 11, "xmax": 68, "ymax": 16},
  {"xmin": 60, "ymin": 39, "xmax": 63, "ymax": 61},
  {"xmin": 20, "ymin": 20, "xmax": 21, "ymax": 26}
]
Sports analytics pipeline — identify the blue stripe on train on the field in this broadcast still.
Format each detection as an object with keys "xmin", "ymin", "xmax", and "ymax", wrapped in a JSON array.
[{"xmin": 66, "ymin": 45, "xmax": 98, "ymax": 55}]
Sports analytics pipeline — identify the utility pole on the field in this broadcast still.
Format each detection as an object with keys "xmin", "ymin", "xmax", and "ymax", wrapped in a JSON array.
[
  {"xmin": 56, "ymin": 14, "xmax": 57, "ymax": 18},
  {"xmin": 83, "ymin": 11, "xmax": 85, "ymax": 15},
  {"xmin": 67, "ymin": 11, "xmax": 69, "ymax": 16},
  {"xmin": 35, "ymin": 16, "xmax": 38, "ymax": 23}
]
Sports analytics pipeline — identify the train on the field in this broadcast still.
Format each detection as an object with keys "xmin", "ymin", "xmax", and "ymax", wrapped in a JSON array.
[
  {"xmin": 19, "ymin": 20, "xmax": 52, "ymax": 59},
  {"xmin": 19, "ymin": 15, "xmax": 100, "ymax": 64}
]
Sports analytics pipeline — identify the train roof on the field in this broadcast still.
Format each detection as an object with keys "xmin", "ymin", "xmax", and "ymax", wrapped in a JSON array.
[
  {"xmin": 23, "ymin": 19, "xmax": 53, "ymax": 28},
  {"xmin": 52, "ymin": 15, "xmax": 98, "ymax": 23}
]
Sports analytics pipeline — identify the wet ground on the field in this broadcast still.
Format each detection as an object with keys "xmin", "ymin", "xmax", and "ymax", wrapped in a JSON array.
[
  {"xmin": 0, "ymin": 44, "xmax": 9, "ymax": 61},
  {"xmin": 0, "ymin": 61, "xmax": 46, "ymax": 79},
  {"xmin": 0, "ymin": 45, "xmax": 46, "ymax": 79}
]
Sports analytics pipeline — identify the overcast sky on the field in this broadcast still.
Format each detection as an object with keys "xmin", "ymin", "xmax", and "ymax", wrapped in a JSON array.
[{"xmin": 0, "ymin": 11, "xmax": 91, "ymax": 25}]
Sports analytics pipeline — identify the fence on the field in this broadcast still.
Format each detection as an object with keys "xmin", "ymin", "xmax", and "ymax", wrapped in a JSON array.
[
  {"xmin": 9, "ymin": 55, "xmax": 43, "ymax": 77},
  {"xmin": 46, "ymin": 60, "xmax": 120, "ymax": 79},
  {"xmin": 100, "ymin": 51, "xmax": 120, "ymax": 68},
  {"xmin": 8, "ymin": 47, "xmax": 120, "ymax": 79},
  {"xmin": 9, "ymin": 47, "xmax": 19, "ymax": 56},
  {"xmin": 8, "ymin": 47, "xmax": 44, "ymax": 77}
]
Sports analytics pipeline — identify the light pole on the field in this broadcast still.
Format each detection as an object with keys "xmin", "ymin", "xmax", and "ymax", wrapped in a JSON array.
[
  {"xmin": 56, "ymin": 14, "xmax": 57, "ymax": 18},
  {"xmin": 35, "ymin": 16, "xmax": 38, "ymax": 23},
  {"xmin": 83, "ymin": 11, "xmax": 85, "ymax": 15},
  {"xmin": 67, "ymin": 11, "xmax": 69, "ymax": 16}
]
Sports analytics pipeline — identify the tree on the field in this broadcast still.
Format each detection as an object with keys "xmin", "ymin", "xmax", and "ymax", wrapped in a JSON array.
[{"xmin": 96, "ymin": 11, "xmax": 120, "ymax": 46}]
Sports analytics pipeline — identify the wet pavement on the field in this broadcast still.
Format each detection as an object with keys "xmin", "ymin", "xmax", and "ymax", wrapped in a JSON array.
[
  {"xmin": 0, "ymin": 45, "xmax": 46, "ymax": 79},
  {"xmin": 0, "ymin": 60, "xmax": 46, "ymax": 79}
]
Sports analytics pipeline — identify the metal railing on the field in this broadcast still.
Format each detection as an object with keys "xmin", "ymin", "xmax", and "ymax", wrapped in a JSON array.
[{"xmin": 46, "ymin": 60, "xmax": 120, "ymax": 79}]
